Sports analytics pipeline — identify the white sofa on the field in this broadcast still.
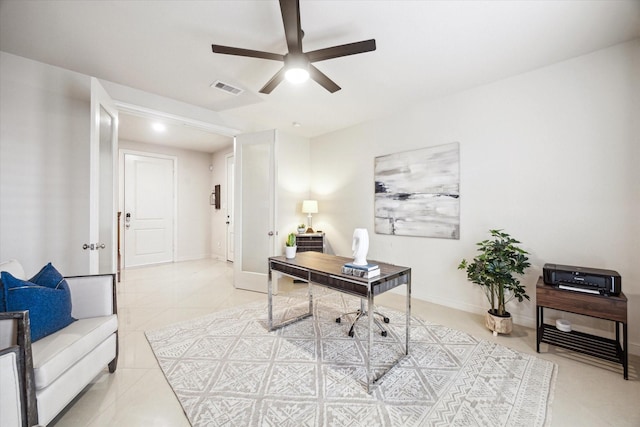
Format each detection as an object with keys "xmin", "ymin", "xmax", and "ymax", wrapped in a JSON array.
[{"xmin": 0, "ymin": 260, "xmax": 118, "ymax": 426}]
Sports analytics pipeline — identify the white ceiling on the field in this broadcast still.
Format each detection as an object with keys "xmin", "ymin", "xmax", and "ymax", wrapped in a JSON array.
[
  {"xmin": 117, "ymin": 111, "xmax": 234, "ymax": 153},
  {"xmin": 1, "ymin": 1, "xmax": 639, "ymax": 152}
]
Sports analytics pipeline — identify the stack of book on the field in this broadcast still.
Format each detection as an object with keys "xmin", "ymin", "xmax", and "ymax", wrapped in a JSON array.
[{"xmin": 341, "ymin": 262, "xmax": 380, "ymax": 279}]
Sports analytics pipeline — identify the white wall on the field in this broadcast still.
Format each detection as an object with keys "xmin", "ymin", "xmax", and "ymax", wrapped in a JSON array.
[
  {"xmin": 0, "ymin": 52, "xmax": 92, "ymax": 275},
  {"xmin": 310, "ymin": 40, "xmax": 640, "ymax": 354},
  {"xmin": 119, "ymin": 140, "xmax": 215, "ymax": 263},
  {"xmin": 276, "ymin": 130, "xmax": 312, "ymax": 253}
]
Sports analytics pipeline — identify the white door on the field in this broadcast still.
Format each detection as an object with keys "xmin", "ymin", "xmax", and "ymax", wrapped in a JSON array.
[
  {"xmin": 123, "ymin": 153, "xmax": 175, "ymax": 267},
  {"xmin": 234, "ymin": 130, "xmax": 277, "ymax": 293},
  {"xmin": 225, "ymin": 153, "xmax": 235, "ymax": 262},
  {"xmin": 89, "ymin": 78, "xmax": 118, "ymax": 275}
]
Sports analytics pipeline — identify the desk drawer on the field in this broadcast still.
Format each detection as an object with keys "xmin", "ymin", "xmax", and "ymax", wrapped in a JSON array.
[
  {"xmin": 271, "ymin": 263, "xmax": 308, "ymax": 281},
  {"xmin": 310, "ymin": 272, "xmax": 367, "ymax": 297},
  {"xmin": 372, "ymin": 273, "xmax": 409, "ymax": 295}
]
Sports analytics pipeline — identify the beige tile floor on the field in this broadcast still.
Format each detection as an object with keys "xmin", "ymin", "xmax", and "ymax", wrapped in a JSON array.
[{"xmin": 49, "ymin": 258, "xmax": 639, "ymax": 426}]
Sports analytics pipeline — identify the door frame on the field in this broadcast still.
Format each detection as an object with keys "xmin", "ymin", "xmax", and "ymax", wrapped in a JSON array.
[
  {"xmin": 89, "ymin": 78, "xmax": 118, "ymax": 275},
  {"xmin": 225, "ymin": 152, "xmax": 235, "ymax": 262},
  {"xmin": 119, "ymin": 149, "xmax": 178, "ymax": 267}
]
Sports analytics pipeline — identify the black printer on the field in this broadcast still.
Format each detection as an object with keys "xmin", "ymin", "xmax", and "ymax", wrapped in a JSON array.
[{"xmin": 543, "ymin": 263, "xmax": 621, "ymax": 296}]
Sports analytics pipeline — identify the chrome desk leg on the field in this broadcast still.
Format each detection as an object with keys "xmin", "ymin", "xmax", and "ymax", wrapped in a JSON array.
[
  {"xmin": 308, "ymin": 271, "xmax": 313, "ymax": 316},
  {"xmin": 268, "ymin": 264, "xmax": 274, "ymax": 331},
  {"xmin": 268, "ymin": 264, "xmax": 313, "ymax": 332},
  {"xmin": 406, "ymin": 272, "xmax": 411, "ymax": 355},
  {"xmin": 367, "ymin": 289, "xmax": 374, "ymax": 393}
]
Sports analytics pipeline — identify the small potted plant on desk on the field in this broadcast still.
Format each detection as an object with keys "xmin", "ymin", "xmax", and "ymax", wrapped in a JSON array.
[
  {"xmin": 458, "ymin": 229, "xmax": 531, "ymax": 336},
  {"xmin": 297, "ymin": 224, "xmax": 306, "ymax": 234},
  {"xmin": 285, "ymin": 232, "xmax": 297, "ymax": 259}
]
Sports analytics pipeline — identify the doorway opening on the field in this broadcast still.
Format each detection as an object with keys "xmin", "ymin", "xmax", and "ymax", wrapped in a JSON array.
[{"xmin": 114, "ymin": 103, "xmax": 236, "ymax": 271}]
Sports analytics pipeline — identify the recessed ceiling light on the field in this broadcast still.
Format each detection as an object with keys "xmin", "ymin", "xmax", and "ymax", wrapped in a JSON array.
[{"xmin": 152, "ymin": 123, "xmax": 166, "ymax": 132}]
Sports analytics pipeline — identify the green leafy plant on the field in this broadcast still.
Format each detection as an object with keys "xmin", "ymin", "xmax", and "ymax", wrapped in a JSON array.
[
  {"xmin": 298, "ymin": 223, "xmax": 306, "ymax": 229},
  {"xmin": 458, "ymin": 229, "xmax": 531, "ymax": 316},
  {"xmin": 285, "ymin": 232, "xmax": 296, "ymax": 247}
]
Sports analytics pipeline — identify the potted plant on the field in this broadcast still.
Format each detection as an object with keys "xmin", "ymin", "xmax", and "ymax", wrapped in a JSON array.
[
  {"xmin": 297, "ymin": 224, "xmax": 306, "ymax": 234},
  {"xmin": 285, "ymin": 232, "xmax": 297, "ymax": 259},
  {"xmin": 458, "ymin": 229, "xmax": 531, "ymax": 336}
]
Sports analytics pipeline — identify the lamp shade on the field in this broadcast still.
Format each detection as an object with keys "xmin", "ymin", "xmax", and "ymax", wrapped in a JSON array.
[{"xmin": 302, "ymin": 200, "xmax": 318, "ymax": 214}]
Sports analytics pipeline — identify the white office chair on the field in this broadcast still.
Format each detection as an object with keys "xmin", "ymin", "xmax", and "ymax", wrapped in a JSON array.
[{"xmin": 335, "ymin": 299, "xmax": 390, "ymax": 337}]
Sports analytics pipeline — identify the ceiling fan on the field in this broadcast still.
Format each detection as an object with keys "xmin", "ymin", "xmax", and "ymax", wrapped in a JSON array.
[{"xmin": 211, "ymin": 0, "xmax": 376, "ymax": 94}]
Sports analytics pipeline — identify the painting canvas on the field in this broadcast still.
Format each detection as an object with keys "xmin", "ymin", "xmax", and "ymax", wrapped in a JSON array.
[{"xmin": 374, "ymin": 142, "xmax": 460, "ymax": 239}]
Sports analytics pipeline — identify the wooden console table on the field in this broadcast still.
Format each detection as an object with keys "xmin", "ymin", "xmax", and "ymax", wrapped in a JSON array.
[
  {"xmin": 536, "ymin": 277, "xmax": 628, "ymax": 379},
  {"xmin": 268, "ymin": 251, "xmax": 411, "ymax": 392},
  {"xmin": 295, "ymin": 232, "xmax": 325, "ymax": 253}
]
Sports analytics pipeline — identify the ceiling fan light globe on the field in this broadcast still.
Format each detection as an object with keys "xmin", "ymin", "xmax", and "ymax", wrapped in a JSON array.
[{"xmin": 285, "ymin": 67, "xmax": 310, "ymax": 84}]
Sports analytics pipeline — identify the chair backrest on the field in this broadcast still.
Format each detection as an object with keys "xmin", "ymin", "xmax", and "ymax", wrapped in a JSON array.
[{"xmin": 0, "ymin": 259, "xmax": 26, "ymax": 280}]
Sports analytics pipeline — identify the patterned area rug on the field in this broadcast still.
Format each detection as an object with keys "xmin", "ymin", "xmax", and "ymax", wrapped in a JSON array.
[{"xmin": 146, "ymin": 290, "xmax": 556, "ymax": 426}]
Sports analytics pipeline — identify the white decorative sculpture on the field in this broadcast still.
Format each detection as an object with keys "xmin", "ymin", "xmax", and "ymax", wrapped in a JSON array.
[{"xmin": 352, "ymin": 228, "xmax": 369, "ymax": 266}]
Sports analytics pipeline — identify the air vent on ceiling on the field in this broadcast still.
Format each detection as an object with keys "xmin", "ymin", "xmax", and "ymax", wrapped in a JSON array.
[{"xmin": 211, "ymin": 80, "xmax": 244, "ymax": 96}]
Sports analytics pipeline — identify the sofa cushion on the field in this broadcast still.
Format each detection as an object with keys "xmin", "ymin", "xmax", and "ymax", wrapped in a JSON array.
[
  {"xmin": 0, "ymin": 259, "xmax": 26, "ymax": 311},
  {"xmin": 1, "ymin": 263, "xmax": 75, "ymax": 341},
  {"xmin": 31, "ymin": 314, "xmax": 117, "ymax": 390}
]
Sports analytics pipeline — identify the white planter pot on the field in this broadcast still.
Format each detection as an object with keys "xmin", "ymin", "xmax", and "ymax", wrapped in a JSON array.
[
  {"xmin": 285, "ymin": 246, "xmax": 297, "ymax": 259},
  {"xmin": 485, "ymin": 310, "xmax": 513, "ymax": 336}
]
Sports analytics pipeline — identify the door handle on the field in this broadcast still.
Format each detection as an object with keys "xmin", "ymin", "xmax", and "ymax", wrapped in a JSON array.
[
  {"xmin": 268, "ymin": 231, "xmax": 274, "ymax": 236},
  {"xmin": 82, "ymin": 243, "xmax": 105, "ymax": 250}
]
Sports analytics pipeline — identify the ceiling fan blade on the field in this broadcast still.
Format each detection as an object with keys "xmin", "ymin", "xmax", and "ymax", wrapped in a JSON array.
[
  {"xmin": 212, "ymin": 44, "xmax": 284, "ymax": 62},
  {"xmin": 309, "ymin": 64, "xmax": 341, "ymax": 93},
  {"xmin": 259, "ymin": 67, "xmax": 287, "ymax": 94},
  {"xmin": 280, "ymin": 0, "xmax": 303, "ymax": 53},
  {"xmin": 307, "ymin": 39, "xmax": 376, "ymax": 63}
]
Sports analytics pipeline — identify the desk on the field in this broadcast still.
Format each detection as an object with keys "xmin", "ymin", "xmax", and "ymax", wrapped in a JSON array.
[
  {"xmin": 268, "ymin": 251, "xmax": 411, "ymax": 392},
  {"xmin": 536, "ymin": 277, "xmax": 628, "ymax": 379}
]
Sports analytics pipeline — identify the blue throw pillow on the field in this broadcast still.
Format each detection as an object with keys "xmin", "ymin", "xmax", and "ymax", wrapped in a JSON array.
[
  {"xmin": 0, "ymin": 277, "xmax": 5, "ymax": 311},
  {"xmin": 1, "ymin": 263, "xmax": 75, "ymax": 342}
]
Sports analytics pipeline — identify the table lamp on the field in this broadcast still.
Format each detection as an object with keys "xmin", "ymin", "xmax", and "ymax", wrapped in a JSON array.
[{"xmin": 302, "ymin": 200, "xmax": 318, "ymax": 233}]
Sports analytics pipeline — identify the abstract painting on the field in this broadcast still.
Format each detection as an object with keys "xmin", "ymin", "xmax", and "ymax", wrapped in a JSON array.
[{"xmin": 374, "ymin": 142, "xmax": 460, "ymax": 239}]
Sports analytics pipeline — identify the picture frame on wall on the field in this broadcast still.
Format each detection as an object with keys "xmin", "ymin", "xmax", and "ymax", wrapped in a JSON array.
[{"xmin": 374, "ymin": 142, "xmax": 460, "ymax": 239}]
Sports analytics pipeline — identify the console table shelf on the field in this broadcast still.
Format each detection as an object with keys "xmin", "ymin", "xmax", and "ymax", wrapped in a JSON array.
[
  {"xmin": 539, "ymin": 324, "xmax": 622, "ymax": 364},
  {"xmin": 536, "ymin": 277, "xmax": 628, "ymax": 379}
]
